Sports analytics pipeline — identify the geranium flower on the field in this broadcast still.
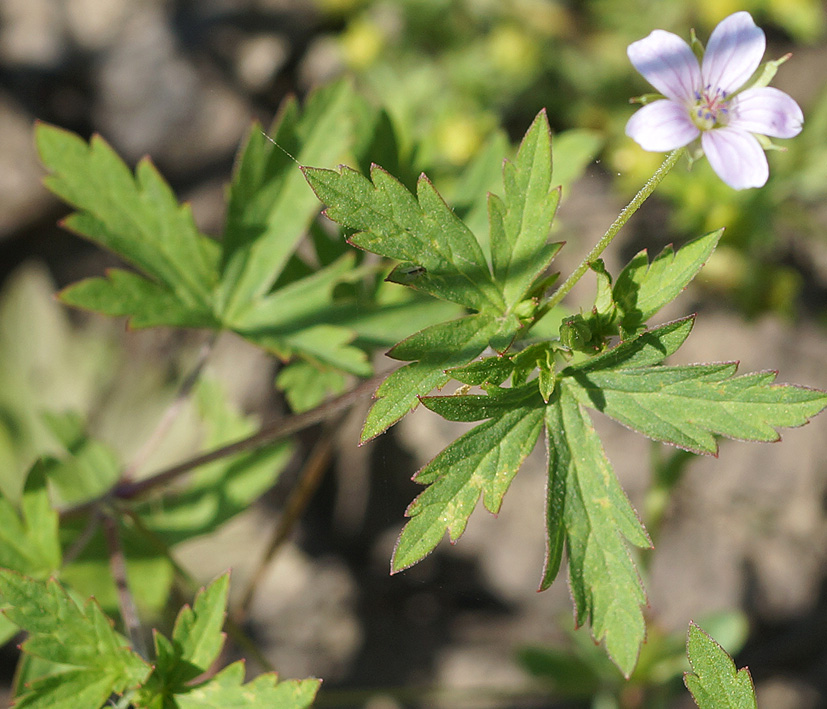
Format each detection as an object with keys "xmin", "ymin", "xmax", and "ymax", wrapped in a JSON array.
[{"xmin": 625, "ymin": 11, "xmax": 803, "ymax": 189}]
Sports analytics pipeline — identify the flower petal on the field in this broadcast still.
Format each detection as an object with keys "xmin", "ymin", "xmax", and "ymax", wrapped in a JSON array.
[
  {"xmin": 702, "ymin": 128, "xmax": 768, "ymax": 189},
  {"xmin": 626, "ymin": 100, "xmax": 700, "ymax": 151},
  {"xmin": 628, "ymin": 30, "xmax": 701, "ymax": 103},
  {"xmin": 702, "ymin": 12, "xmax": 765, "ymax": 94},
  {"xmin": 730, "ymin": 86, "xmax": 804, "ymax": 138}
]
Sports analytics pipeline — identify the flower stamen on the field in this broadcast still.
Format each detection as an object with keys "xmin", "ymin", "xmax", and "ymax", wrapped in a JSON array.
[{"xmin": 692, "ymin": 85, "xmax": 730, "ymax": 130}]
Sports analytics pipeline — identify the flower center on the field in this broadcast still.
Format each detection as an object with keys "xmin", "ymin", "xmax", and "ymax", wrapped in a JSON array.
[{"xmin": 691, "ymin": 85, "xmax": 730, "ymax": 131}]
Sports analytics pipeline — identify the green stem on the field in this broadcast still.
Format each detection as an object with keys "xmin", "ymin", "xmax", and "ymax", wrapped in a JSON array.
[{"xmin": 539, "ymin": 147, "xmax": 684, "ymax": 317}]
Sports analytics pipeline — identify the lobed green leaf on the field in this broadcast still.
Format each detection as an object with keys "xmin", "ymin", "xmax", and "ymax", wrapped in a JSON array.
[
  {"xmin": 174, "ymin": 661, "xmax": 320, "ymax": 709},
  {"xmin": 0, "ymin": 570, "xmax": 150, "ymax": 706},
  {"xmin": 36, "ymin": 122, "xmax": 220, "ymax": 327},
  {"xmin": 303, "ymin": 163, "xmax": 503, "ymax": 313},
  {"xmin": 566, "ymin": 362, "xmax": 827, "ymax": 454},
  {"xmin": 545, "ymin": 387, "xmax": 651, "ymax": 677},
  {"xmin": 613, "ymin": 230, "xmax": 722, "ymax": 333},
  {"xmin": 392, "ymin": 405, "xmax": 544, "ymax": 572},
  {"xmin": 684, "ymin": 622, "xmax": 757, "ymax": 709},
  {"xmin": 489, "ymin": 109, "xmax": 562, "ymax": 308}
]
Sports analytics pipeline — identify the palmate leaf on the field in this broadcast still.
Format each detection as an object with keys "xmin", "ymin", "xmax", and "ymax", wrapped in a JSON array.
[
  {"xmin": 390, "ymin": 316, "xmax": 827, "ymax": 676},
  {"xmin": 0, "ymin": 570, "xmax": 150, "ymax": 708},
  {"xmin": 36, "ymin": 123, "xmax": 220, "ymax": 329},
  {"xmin": 684, "ymin": 622, "xmax": 757, "ymax": 709},
  {"xmin": 218, "ymin": 79, "xmax": 357, "ymax": 323},
  {"xmin": 302, "ymin": 163, "xmax": 504, "ymax": 313},
  {"xmin": 39, "ymin": 83, "xmax": 382, "ymax": 383},
  {"xmin": 564, "ymin": 360, "xmax": 827, "ymax": 454}
]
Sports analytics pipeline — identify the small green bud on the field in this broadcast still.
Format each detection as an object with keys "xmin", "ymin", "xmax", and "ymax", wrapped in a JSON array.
[
  {"xmin": 513, "ymin": 299, "xmax": 536, "ymax": 320},
  {"xmin": 560, "ymin": 315, "xmax": 591, "ymax": 350}
]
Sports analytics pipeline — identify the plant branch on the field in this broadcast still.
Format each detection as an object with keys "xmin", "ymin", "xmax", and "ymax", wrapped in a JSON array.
[
  {"xmin": 102, "ymin": 512, "xmax": 147, "ymax": 659},
  {"xmin": 235, "ymin": 417, "xmax": 342, "ymax": 621},
  {"xmin": 537, "ymin": 148, "xmax": 684, "ymax": 319},
  {"xmin": 121, "ymin": 333, "xmax": 218, "ymax": 483},
  {"xmin": 60, "ymin": 369, "xmax": 391, "ymax": 520}
]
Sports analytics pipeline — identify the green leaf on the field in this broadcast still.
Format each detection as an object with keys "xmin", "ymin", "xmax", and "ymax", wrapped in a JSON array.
[
  {"xmin": 231, "ymin": 254, "xmax": 372, "ymax": 376},
  {"xmin": 565, "ymin": 361, "xmax": 827, "ymax": 454},
  {"xmin": 276, "ymin": 360, "xmax": 347, "ymax": 413},
  {"xmin": 0, "ymin": 462, "xmax": 61, "ymax": 580},
  {"xmin": 59, "ymin": 269, "xmax": 218, "ymax": 329},
  {"xmin": 302, "ymin": 163, "xmax": 504, "ymax": 313},
  {"xmin": 361, "ymin": 313, "xmax": 500, "ymax": 441},
  {"xmin": 545, "ymin": 387, "xmax": 651, "ymax": 678},
  {"xmin": 684, "ymin": 622, "xmax": 757, "ymax": 709},
  {"xmin": 36, "ymin": 122, "xmax": 220, "ymax": 328},
  {"xmin": 13, "ymin": 669, "xmax": 129, "ymax": 709},
  {"xmin": 392, "ymin": 403, "xmax": 544, "ymax": 572},
  {"xmin": 139, "ymin": 379, "xmax": 293, "ymax": 546},
  {"xmin": 174, "ymin": 661, "xmax": 320, "ymax": 709},
  {"xmin": 613, "ymin": 230, "xmax": 722, "ymax": 333},
  {"xmin": 488, "ymin": 110, "xmax": 562, "ymax": 307},
  {"xmin": 0, "ymin": 570, "xmax": 150, "ymax": 706},
  {"xmin": 172, "ymin": 575, "xmax": 229, "ymax": 675},
  {"xmin": 219, "ymin": 80, "xmax": 358, "ymax": 322}
]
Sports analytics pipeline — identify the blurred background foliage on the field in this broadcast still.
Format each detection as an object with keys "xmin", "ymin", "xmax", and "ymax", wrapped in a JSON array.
[{"xmin": 311, "ymin": 0, "xmax": 827, "ymax": 318}]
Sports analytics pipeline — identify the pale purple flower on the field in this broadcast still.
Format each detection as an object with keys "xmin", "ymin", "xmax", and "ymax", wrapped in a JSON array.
[{"xmin": 625, "ymin": 11, "xmax": 803, "ymax": 189}]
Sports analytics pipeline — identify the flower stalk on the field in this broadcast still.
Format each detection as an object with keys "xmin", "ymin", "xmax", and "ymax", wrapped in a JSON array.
[{"xmin": 540, "ymin": 147, "xmax": 684, "ymax": 316}]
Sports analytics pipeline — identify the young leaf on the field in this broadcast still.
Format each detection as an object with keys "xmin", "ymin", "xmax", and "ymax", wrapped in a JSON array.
[
  {"xmin": 684, "ymin": 622, "xmax": 757, "ymax": 709},
  {"xmin": 613, "ymin": 230, "xmax": 722, "ymax": 333},
  {"xmin": 392, "ymin": 403, "xmax": 544, "ymax": 572},
  {"xmin": 135, "ymin": 575, "xmax": 320, "ymax": 708},
  {"xmin": 488, "ymin": 109, "xmax": 562, "ymax": 307},
  {"xmin": 36, "ymin": 123, "xmax": 220, "ymax": 329},
  {"xmin": 174, "ymin": 661, "xmax": 320, "ymax": 709},
  {"xmin": 545, "ymin": 387, "xmax": 651, "ymax": 678},
  {"xmin": 219, "ymin": 80, "xmax": 358, "ymax": 322},
  {"xmin": 568, "ymin": 316, "xmax": 695, "ymax": 373},
  {"xmin": 565, "ymin": 362, "xmax": 827, "ymax": 454},
  {"xmin": 302, "ymin": 164, "xmax": 504, "ymax": 313},
  {"xmin": 360, "ymin": 313, "xmax": 501, "ymax": 441},
  {"xmin": 276, "ymin": 360, "xmax": 347, "ymax": 413},
  {"xmin": 171, "ymin": 574, "xmax": 229, "ymax": 674},
  {"xmin": 0, "ymin": 570, "xmax": 150, "ymax": 707}
]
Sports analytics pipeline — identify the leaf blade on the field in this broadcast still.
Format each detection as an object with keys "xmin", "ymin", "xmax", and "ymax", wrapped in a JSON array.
[{"xmin": 684, "ymin": 622, "xmax": 757, "ymax": 709}]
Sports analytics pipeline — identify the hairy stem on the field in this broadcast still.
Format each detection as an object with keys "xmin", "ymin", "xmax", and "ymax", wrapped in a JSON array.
[{"xmin": 538, "ymin": 148, "xmax": 684, "ymax": 318}]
